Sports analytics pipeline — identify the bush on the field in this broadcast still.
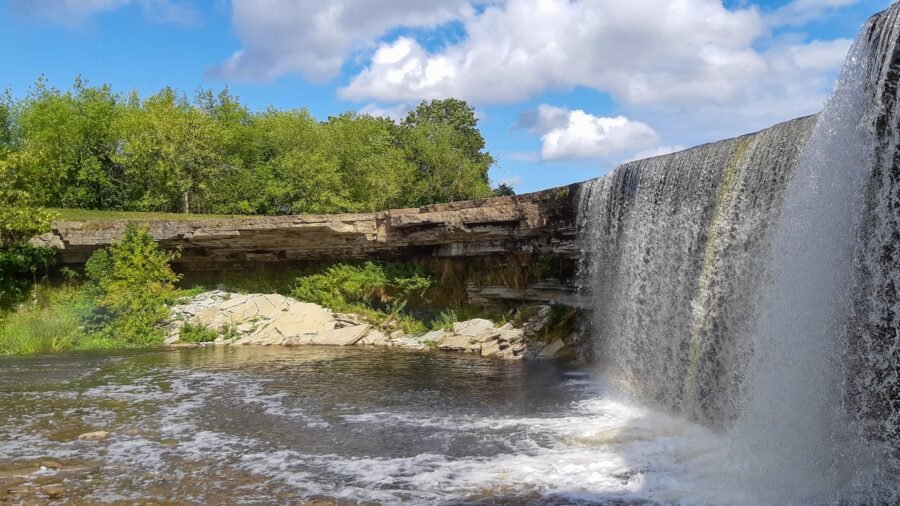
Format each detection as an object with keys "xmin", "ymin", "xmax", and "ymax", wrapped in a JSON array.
[
  {"xmin": 179, "ymin": 322, "xmax": 219, "ymax": 343},
  {"xmin": 292, "ymin": 262, "xmax": 434, "ymax": 334},
  {"xmin": 0, "ymin": 246, "xmax": 55, "ymax": 310},
  {"xmin": 0, "ymin": 285, "xmax": 93, "ymax": 355},
  {"xmin": 85, "ymin": 224, "xmax": 181, "ymax": 345}
]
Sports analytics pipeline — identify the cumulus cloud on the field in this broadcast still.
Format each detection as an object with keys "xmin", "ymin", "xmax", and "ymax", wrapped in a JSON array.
[
  {"xmin": 9, "ymin": 0, "xmax": 199, "ymax": 26},
  {"xmin": 520, "ymin": 105, "xmax": 659, "ymax": 161},
  {"xmin": 339, "ymin": 0, "xmax": 767, "ymax": 106},
  {"xmin": 214, "ymin": 0, "xmax": 472, "ymax": 82},
  {"xmin": 358, "ymin": 102, "xmax": 412, "ymax": 122}
]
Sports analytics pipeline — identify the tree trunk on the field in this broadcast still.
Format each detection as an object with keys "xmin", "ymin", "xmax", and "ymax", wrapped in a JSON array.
[{"xmin": 183, "ymin": 191, "xmax": 190, "ymax": 214}]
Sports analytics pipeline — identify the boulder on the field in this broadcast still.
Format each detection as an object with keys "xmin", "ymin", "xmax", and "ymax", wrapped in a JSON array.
[
  {"xmin": 309, "ymin": 325, "xmax": 369, "ymax": 346},
  {"xmin": 438, "ymin": 333, "xmax": 473, "ymax": 351},
  {"xmin": 481, "ymin": 339, "xmax": 502, "ymax": 357},
  {"xmin": 453, "ymin": 319, "xmax": 495, "ymax": 337},
  {"xmin": 537, "ymin": 339, "xmax": 567, "ymax": 359},
  {"xmin": 359, "ymin": 330, "xmax": 388, "ymax": 346}
]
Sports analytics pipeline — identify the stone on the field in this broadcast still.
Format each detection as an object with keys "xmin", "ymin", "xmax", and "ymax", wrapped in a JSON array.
[
  {"xmin": 77, "ymin": 431, "xmax": 109, "ymax": 441},
  {"xmin": 420, "ymin": 330, "xmax": 446, "ymax": 343},
  {"xmin": 453, "ymin": 319, "xmax": 495, "ymax": 337},
  {"xmin": 537, "ymin": 339, "xmax": 567, "ymax": 360},
  {"xmin": 437, "ymin": 333, "xmax": 473, "ymax": 351},
  {"xmin": 359, "ymin": 330, "xmax": 388, "ymax": 346},
  {"xmin": 39, "ymin": 460, "xmax": 62, "ymax": 470},
  {"xmin": 309, "ymin": 325, "xmax": 369, "ymax": 346},
  {"xmin": 498, "ymin": 328, "xmax": 524, "ymax": 343},
  {"xmin": 40, "ymin": 485, "xmax": 66, "ymax": 499},
  {"xmin": 475, "ymin": 330, "xmax": 500, "ymax": 343},
  {"xmin": 481, "ymin": 339, "xmax": 502, "ymax": 357},
  {"xmin": 390, "ymin": 330, "xmax": 405, "ymax": 339}
]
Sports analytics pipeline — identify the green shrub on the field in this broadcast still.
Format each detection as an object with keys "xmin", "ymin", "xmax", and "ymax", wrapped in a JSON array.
[
  {"xmin": 0, "ymin": 246, "xmax": 55, "ymax": 310},
  {"xmin": 85, "ymin": 224, "xmax": 181, "ymax": 345},
  {"xmin": 292, "ymin": 262, "xmax": 434, "ymax": 334},
  {"xmin": 431, "ymin": 309, "xmax": 458, "ymax": 331},
  {"xmin": 179, "ymin": 322, "xmax": 218, "ymax": 343}
]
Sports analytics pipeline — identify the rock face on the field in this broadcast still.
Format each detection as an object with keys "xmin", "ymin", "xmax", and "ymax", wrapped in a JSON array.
[
  {"xmin": 167, "ymin": 291, "xmax": 577, "ymax": 361},
  {"xmin": 36, "ymin": 187, "xmax": 579, "ymax": 268}
]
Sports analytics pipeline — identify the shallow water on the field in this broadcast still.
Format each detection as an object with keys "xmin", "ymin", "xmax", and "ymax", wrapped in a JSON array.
[{"xmin": 0, "ymin": 346, "xmax": 822, "ymax": 505}]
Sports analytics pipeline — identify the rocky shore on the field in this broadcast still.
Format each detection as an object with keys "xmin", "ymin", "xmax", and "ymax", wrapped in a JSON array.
[{"xmin": 165, "ymin": 291, "xmax": 577, "ymax": 361}]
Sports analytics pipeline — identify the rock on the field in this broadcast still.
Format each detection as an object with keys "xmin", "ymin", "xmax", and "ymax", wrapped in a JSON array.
[
  {"xmin": 453, "ymin": 319, "xmax": 495, "ymax": 337},
  {"xmin": 40, "ymin": 485, "xmax": 66, "ymax": 499},
  {"xmin": 77, "ymin": 431, "xmax": 109, "ymax": 441},
  {"xmin": 497, "ymin": 348, "xmax": 523, "ymax": 360},
  {"xmin": 309, "ymin": 325, "xmax": 369, "ymax": 346},
  {"xmin": 39, "ymin": 460, "xmax": 62, "ymax": 470},
  {"xmin": 498, "ymin": 328, "xmax": 524, "ymax": 343},
  {"xmin": 420, "ymin": 329, "xmax": 446, "ymax": 343},
  {"xmin": 475, "ymin": 330, "xmax": 500, "ymax": 343},
  {"xmin": 537, "ymin": 339, "xmax": 567, "ymax": 359},
  {"xmin": 359, "ymin": 330, "xmax": 388, "ymax": 346},
  {"xmin": 437, "ymin": 333, "xmax": 473, "ymax": 351},
  {"xmin": 390, "ymin": 330, "xmax": 405, "ymax": 339},
  {"xmin": 481, "ymin": 339, "xmax": 502, "ymax": 357}
]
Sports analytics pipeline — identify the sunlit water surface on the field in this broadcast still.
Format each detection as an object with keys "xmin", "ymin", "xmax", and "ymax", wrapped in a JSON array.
[{"xmin": 1, "ymin": 346, "xmax": 774, "ymax": 505}]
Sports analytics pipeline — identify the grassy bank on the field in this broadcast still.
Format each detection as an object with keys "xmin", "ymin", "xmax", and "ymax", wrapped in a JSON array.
[{"xmin": 50, "ymin": 208, "xmax": 245, "ymax": 222}]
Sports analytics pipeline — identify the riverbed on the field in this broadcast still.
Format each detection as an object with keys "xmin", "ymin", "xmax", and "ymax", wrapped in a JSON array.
[{"xmin": 0, "ymin": 346, "xmax": 814, "ymax": 505}]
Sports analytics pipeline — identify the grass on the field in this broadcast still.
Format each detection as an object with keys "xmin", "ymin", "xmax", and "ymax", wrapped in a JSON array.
[
  {"xmin": 179, "ymin": 322, "xmax": 219, "ymax": 343},
  {"xmin": 0, "ymin": 285, "xmax": 90, "ymax": 355},
  {"xmin": 49, "ymin": 208, "xmax": 247, "ymax": 222}
]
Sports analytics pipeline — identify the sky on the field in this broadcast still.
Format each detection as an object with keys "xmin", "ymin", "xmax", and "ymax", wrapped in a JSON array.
[{"xmin": 0, "ymin": 0, "xmax": 894, "ymax": 193}]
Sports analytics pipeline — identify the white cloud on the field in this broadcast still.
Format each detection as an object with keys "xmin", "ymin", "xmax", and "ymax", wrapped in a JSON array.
[
  {"xmin": 498, "ymin": 176, "xmax": 523, "ymax": 187},
  {"xmin": 10, "ymin": 0, "xmax": 199, "ymax": 26},
  {"xmin": 340, "ymin": 0, "xmax": 767, "ymax": 106},
  {"xmin": 215, "ymin": 0, "xmax": 472, "ymax": 82},
  {"xmin": 358, "ymin": 102, "xmax": 412, "ymax": 122},
  {"xmin": 767, "ymin": 0, "xmax": 864, "ymax": 27},
  {"xmin": 521, "ymin": 105, "xmax": 659, "ymax": 161}
]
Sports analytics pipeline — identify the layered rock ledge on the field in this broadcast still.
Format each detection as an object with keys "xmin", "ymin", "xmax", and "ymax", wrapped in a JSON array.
[{"xmin": 35, "ymin": 187, "xmax": 580, "ymax": 268}]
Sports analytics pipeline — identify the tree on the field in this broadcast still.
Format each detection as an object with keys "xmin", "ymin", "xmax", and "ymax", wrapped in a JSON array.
[
  {"xmin": 401, "ymin": 99, "xmax": 494, "ymax": 204},
  {"xmin": 85, "ymin": 225, "xmax": 181, "ymax": 344},
  {"xmin": 493, "ymin": 183, "xmax": 516, "ymax": 196},
  {"xmin": 116, "ymin": 88, "xmax": 221, "ymax": 213},
  {"xmin": 0, "ymin": 151, "xmax": 56, "ymax": 309}
]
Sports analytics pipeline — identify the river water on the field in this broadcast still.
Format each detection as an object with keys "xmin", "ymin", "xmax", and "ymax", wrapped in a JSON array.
[{"xmin": 0, "ymin": 346, "xmax": 795, "ymax": 505}]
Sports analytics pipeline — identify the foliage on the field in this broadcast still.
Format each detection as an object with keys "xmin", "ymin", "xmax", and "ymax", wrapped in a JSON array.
[
  {"xmin": 0, "ymin": 285, "xmax": 93, "ymax": 355},
  {"xmin": 179, "ymin": 322, "xmax": 219, "ymax": 343},
  {"xmin": 493, "ymin": 183, "xmax": 516, "ymax": 196},
  {"xmin": 0, "ymin": 246, "xmax": 55, "ymax": 310},
  {"xmin": 4, "ymin": 78, "xmax": 498, "ymax": 216},
  {"xmin": 292, "ymin": 262, "xmax": 434, "ymax": 334},
  {"xmin": 432, "ymin": 309, "xmax": 458, "ymax": 331},
  {"xmin": 84, "ymin": 225, "xmax": 181, "ymax": 345}
]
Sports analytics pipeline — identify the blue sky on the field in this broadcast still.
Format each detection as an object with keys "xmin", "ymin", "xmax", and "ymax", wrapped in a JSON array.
[{"xmin": 0, "ymin": 0, "xmax": 893, "ymax": 192}]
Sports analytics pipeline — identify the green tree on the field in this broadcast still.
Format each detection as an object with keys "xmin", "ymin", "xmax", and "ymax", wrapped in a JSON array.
[
  {"xmin": 0, "ymin": 151, "xmax": 57, "ymax": 309},
  {"xmin": 85, "ymin": 225, "xmax": 181, "ymax": 344},
  {"xmin": 14, "ymin": 76, "xmax": 123, "ymax": 209},
  {"xmin": 117, "ymin": 88, "xmax": 221, "ymax": 213},
  {"xmin": 401, "ymin": 99, "xmax": 493, "ymax": 204}
]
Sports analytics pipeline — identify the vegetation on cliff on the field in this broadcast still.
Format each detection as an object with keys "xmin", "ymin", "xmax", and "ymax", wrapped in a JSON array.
[{"xmin": 1, "ymin": 78, "xmax": 503, "ymax": 216}]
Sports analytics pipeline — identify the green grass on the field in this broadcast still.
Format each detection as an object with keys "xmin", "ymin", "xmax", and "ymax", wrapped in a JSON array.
[
  {"xmin": 49, "ymin": 208, "xmax": 247, "ymax": 222},
  {"xmin": 0, "ymin": 286, "xmax": 88, "ymax": 355},
  {"xmin": 179, "ymin": 322, "xmax": 219, "ymax": 343}
]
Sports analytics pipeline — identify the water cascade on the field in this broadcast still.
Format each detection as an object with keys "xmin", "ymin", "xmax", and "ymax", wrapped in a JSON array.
[{"xmin": 578, "ymin": 5, "xmax": 900, "ymax": 501}]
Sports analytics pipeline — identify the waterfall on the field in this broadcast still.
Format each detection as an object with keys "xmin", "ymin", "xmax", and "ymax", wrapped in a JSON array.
[{"xmin": 578, "ymin": 4, "xmax": 900, "ymax": 501}]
